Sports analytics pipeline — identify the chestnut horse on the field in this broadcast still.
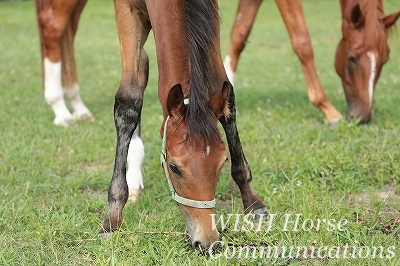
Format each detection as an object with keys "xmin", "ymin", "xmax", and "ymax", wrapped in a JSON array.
[
  {"xmin": 224, "ymin": 0, "xmax": 399, "ymax": 124},
  {"xmin": 35, "ymin": 0, "xmax": 268, "ymax": 251}
]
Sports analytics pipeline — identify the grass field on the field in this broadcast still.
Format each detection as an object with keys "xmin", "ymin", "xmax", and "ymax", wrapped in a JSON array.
[{"xmin": 1, "ymin": 0, "xmax": 399, "ymax": 265}]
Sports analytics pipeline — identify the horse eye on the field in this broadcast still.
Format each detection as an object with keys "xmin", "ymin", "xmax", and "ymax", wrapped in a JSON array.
[
  {"xmin": 169, "ymin": 163, "xmax": 181, "ymax": 175},
  {"xmin": 348, "ymin": 55, "xmax": 357, "ymax": 64}
]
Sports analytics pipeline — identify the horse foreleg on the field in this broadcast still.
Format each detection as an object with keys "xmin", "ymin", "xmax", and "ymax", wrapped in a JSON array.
[
  {"xmin": 276, "ymin": 0, "xmax": 342, "ymax": 124},
  {"xmin": 224, "ymin": 0, "xmax": 262, "ymax": 86},
  {"xmin": 99, "ymin": 2, "xmax": 150, "ymax": 234},
  {"xmin": 219, "ymin": 88, "xmax": 268, "ymax": 217},
  {"xmin": 100, "ymin": 89, "xmax": 143, "ymax": 235}
]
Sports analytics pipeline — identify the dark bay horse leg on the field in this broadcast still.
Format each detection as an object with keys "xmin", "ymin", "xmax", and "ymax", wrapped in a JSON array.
[
  {"xmin": 99, "ymin": 2, "xmax": 150, "ymax": 234},
  {"xmin": 220, "ymin": 88, "xmax": 268, "ymax": 217},
  {"xmin": 126, "ymin": 50, "xmax": 149, "ymax": 202}
]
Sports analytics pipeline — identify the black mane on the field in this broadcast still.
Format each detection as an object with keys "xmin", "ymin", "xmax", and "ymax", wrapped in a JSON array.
[{"xmin": 185, "ymin": 0, "xmax": 221, "ymax": 147}]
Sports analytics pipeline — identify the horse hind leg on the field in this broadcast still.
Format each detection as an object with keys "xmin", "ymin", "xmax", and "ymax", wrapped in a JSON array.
[
  {"xmin": 126, "ymin": 50, "xmax": 149, "ymax": 202},
  {"xmin": 219, "ymin": 87, "xmax": 268, "ymax": 218},
  {"xmin": 36, "ymin": 2, "xmax": 76, "ymax": 126},
  {"xmin": 61, "ymin": 20, "xmax": 94, "ymax": 122},
  {"xmin": 224, "ymin": 0, "xmax": 262, "ymax": 86}
]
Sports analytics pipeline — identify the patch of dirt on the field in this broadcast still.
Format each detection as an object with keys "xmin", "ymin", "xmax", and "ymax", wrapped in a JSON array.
[
  {"xmin": 349, "ymin": 185, "xmax": 400, "ymax": 206},
  {"xmin": 345, "ymin": 185, "xmax": 400, "ymax": 235}
]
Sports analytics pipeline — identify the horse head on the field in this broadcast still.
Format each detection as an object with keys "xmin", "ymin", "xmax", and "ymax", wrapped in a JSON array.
[
  {"xmin": 161, "ymin": 82, "xmax": 230, "ymax": 251},
  {"xmin": 335, "ymin": 0, "xmax": 400, "ymax": 123}
]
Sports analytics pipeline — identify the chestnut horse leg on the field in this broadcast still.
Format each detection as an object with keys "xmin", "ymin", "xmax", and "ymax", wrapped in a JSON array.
[
  {"xmin": 276, "ymin": 0, "xmax": 342, "ymax": 124},
  {"xmin": 224, "ymin": 0, "xmax": 262, "ymax": 86},
  {"xmin": 35, "ymin": 0, "xmax": 93, "ymax": 126},
  {"xmin": 61, "ymin": 0, "xmax": 94, "ymax": 122},
  {"xmin": 220, "ymin": 88, "xmax": 268, "ymax": 217},
  {"xmin": 99, "ymin": 1, "xmax": 150, "ymax": 234},
  {"xmin": 224, "ymin": 0, "xmax": 342, "ymax": 124}
]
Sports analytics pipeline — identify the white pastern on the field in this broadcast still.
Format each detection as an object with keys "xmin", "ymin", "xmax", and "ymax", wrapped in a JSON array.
[
  {"xmin": 44, "ymin": 58, "xmax": 74, "ymax": 126},
  {"xmin": 126, "ymin": 135, "xmax": 145, "ymax": 201},
  {"xmin": 367, "ymin": 52, "xmax": 376, "ymax": 108},
  {"xmin": 63, "ymin": 84, "xmax": 94, "ymax": 121},
  {"xmin": 223, "ymin": 55, "xmax": 235, "ymax": 86}
]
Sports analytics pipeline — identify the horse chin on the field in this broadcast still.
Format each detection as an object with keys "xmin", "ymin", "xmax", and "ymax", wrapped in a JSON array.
[
  {"xmin": 180, "ymin": 207, "xmax": 220, "ymax": 252},
  {"xmin": 346, "ymin": 106, "xmax": 372, "ymax": 124}
]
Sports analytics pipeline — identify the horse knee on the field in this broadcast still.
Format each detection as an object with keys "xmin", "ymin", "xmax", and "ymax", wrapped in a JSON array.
[
  {"xmin": 115, "ymin": 85, "xmax": 143, "ymax": 107},
  {"xmin": 291, "ymin": 36, "xmax": 314, "ymax": 64},
  {"xmin": 114, "ymin": 88, "xmax": 143, "ymax": 134}
]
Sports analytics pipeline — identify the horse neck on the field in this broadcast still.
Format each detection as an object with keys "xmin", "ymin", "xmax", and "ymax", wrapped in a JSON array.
[
  {"xmin": 148, "ymin": 2, "xmax": 191, "ymax": 114},
  {"xmin": 152, "ymin": 0, "xmax": 221, "ymax": 115},
  {"xmin": 151, "ymin": 0, "xmax": 222, "ymax": 146}
]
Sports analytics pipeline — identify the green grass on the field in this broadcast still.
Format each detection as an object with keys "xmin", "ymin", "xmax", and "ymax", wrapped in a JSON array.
[{"xmin": 1, "ymin": 0, "xmax": 399, "ymax": 265}]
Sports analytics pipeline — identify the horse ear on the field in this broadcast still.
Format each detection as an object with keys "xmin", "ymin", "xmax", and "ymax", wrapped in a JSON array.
[
  {"xmin": 351, "ymin": 4, "xmax": 365, "ymax": 29},
  {"xmin": 209, "ymin": 81, "xmax": 231, "ymax": 118},
  {"xmin": 382, "ymin": 11, "xmax": 400, "ymax": 29},
  {"xmin": 167, "ymin": 84, "xmax": 186, "ymax": 118}
]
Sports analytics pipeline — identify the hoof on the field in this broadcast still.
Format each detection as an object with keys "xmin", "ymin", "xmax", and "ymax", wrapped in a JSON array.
[
  {"xmin": 98, "ymin": 231, "xmax": 111, "ymax": 240},
  {"xmin": 128, "ymin": 189, "xmax": 141, "ymax": 202},
  {"xmin": 74, "ymin": 111, "xmax": 95, "ymax": 122},
  {"xmin": 54, "ymin": 116, "xmax": 75, "ymax": 127},
  {"xmin": 328, "ymin": 117, "xmax": 342, "ymax": 127},
  {"xmin": 252, "ymin": 207, "xmax": 269, "ymax": 220}
]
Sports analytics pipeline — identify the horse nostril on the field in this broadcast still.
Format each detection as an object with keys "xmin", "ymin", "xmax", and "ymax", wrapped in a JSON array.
[{"xmin": 193, "ymin": 241, "xmax": 205, "ymax": 253}]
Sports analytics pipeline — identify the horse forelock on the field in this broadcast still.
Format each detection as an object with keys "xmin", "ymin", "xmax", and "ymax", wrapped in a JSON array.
[
  {"xmin": 184, "ymin": 0, "xmax": 221, "ymax": 147},
  {"xmin": 356, "ymin": 0, "xmax": 388, "ymax": 54}
]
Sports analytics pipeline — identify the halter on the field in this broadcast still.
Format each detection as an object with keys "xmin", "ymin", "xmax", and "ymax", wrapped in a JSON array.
[{"xmin": 160, "ymin": 103, "xmax": 216, "ymax": 209}]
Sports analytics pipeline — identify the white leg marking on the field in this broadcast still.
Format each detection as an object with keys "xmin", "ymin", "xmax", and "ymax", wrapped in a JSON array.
[
  {"xmin": 367, "ymin": 52, "xmax": 376, "ymax": 108},
  {"xmin": 223, "ymin": 55, "xmax": 235, "ymax": 86},
  {"xmin": 63, "ymin": 84, "xmax": 94, "ymax": 121},
  {"xmin": 44, "ymin": 58, "xmax": 74, "ymax": 126},
  {"xmin": 126, "ymin": 135, "xmax": 145, "ymax": 202}
]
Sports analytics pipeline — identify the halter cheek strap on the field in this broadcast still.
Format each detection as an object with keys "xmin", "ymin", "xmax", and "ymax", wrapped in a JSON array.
[{"xmin": 160, "ymin": 115, "xmax": 216, "ymax": 209}]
